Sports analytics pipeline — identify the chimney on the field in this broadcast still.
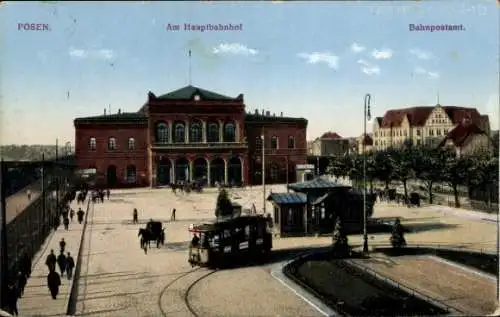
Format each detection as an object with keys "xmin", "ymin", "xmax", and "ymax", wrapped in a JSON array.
[
  {"xmin": 266, "ymin": 111, "xmax": 270, "ymax": 116},
  {"xmin": 104, "ymin": 108, "xmax": 106, "ymax": 116},
  {"xmin": 280, "ymin": 112, "xmax": 283, "ymax": 117},
  {"xmin": 118, "ymin": 108, "xmax": 121, "ymax": 114}
]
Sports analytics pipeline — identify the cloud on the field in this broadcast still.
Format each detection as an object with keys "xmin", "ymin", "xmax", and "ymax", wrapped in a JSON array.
[
  {"xmin": 371, "ymin": 48, "xmax": 393, "ymax": 60},
  {"xmin": 69, "ymin": 48, "xmax": 114, "ymax": 60},
  {"xmin": 350, "ymin": 42, "xmax": 365, "ymax": 53},
  {"xmin": 297, "ymin": 52, "xmax": 339, "ymax": 69},
  {"xmin": 410, "ymin": 48, "xmax": 434, "ymax": 60},
  {"xmin": 414, "ymin": 66, "xmax": 439, "ymax": 78},
  {"xmin": 211, "ymin": 43, "xmax": 258, "ymax": 56},
  {"xmin": 357, "ymin": 59, "xmax": 380, "ymax": 75}
]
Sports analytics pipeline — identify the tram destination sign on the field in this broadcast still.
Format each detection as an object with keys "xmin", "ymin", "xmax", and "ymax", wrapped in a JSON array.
[{"xmin": 296, "ymin": 164, "xmax": 315, "ymax": 170}]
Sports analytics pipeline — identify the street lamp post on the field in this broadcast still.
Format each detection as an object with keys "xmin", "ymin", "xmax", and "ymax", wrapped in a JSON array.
[
  {"xmin": 363, "ymin": 93, "xmax": 372, "ymax": 254},
  {"xmin": 261, "ymin": 128, "xmax": 266, "ymax": 215}
]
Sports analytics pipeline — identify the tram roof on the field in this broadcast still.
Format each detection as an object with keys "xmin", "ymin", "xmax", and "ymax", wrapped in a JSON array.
[
  {"xmin": 288, "ymin": 177, "xmax": 351, "ymax": 192},
  {"xmin": 190, "ymin": 215, "xmax": 267, "ymax": 232}
]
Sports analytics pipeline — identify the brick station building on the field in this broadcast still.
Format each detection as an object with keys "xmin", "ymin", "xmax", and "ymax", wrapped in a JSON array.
[{"xmin": 74, "ymin": 85, "xmax": 308, "ymax": 188}]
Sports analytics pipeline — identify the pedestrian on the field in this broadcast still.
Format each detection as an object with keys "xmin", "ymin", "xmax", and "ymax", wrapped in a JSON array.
[
  {"xmin": 6, "ymin": 281, "xmax": 19, "ymax": 316},
  {"xmin": 63, "ymin": 217, "xmax": 69, "ymax": 230},
  {"xmin": 17, "ymin": 271, "xmax": 27, "ymax": 298},
  {"xmin": 66, "ymin": 252, "xmax": 75, "ymax": 280},
  {"xmin": 133, "ymin": 208, "xmax": 138, "ymax": 224},
  {"xmin": 57, "ymin": 251, "xmax": 67, "ymax": 277},
  {"xmin": 45, "ymin": 249, "xmax": 56, "ymax": 272},
  {"xmin": 70, "ymin": 209, "xmax": 75, "ymax": 222},
  {"xmin": 26, "ymin": 189, "xmax": 31, "ymax": 201},
  {"xmin": 59, "ymin": 238, "xmax": 66, "ymax": 253},
  {"xmin": 77, "ymin": 208, "xmax": 84, "ymax": 224},
  {"xmin": 47, "ymin": 270, "xmax": 61, "ymax": 299},
  {"xmin": 171, "ymin": 208, "xmax": 176, "ymax": 221},
  {"xmin": 106, "ymin": 188, "xmax": 110, "ymax": 200},
  {"xmin": 19, "ymin": 250, "xmax": 32, "ymax": 278}
]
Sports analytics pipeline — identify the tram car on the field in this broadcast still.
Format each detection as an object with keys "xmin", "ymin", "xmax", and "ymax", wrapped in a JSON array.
[{"xmin": 188, "ymin": 215, "xmax": 272, "ymax": 268}]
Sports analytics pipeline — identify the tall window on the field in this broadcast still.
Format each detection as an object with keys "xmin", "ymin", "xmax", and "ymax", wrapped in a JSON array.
[
  {"xmin": 126, "ymin": 165, "xmax": 136, "ymax": 184},
  {"xmin": 224, "ymin": 123, "xmax": 236, "ymax": 142},
  {"xmin": 190, "ymin": 122, "xmax": 202, "ymax": 143},
  {"xmin": 174, "ymin": 123, "xmax": 185, "ymax": 143},
  {"xmin": 271, "ymin": 136, "xmax": 278, "ymax": 149},
  {"xmin": 89, "ymin": 137, "xmax": 96, "ymax": 150},
  {"xmin": 270, "ymin": 164, "xmax": 279, "ymax": 181},
  {"xmin": 287, "ymin": 136, "xmax": 295, "ymax": 149},
  {"xmin": 128, "ymin": 137, "xmax": 136, "ymax": 150},
  {"xmin": 416, "ymin": 129, "xmax": 421, "ymax": 136},
  {"xmin": 156, "ymin": 122, "xmax": 169, "ymax": 143},
  {"xmin": 108, "ymin": 137, "xmax": 116, "ymax": 151},
  {"xmin": 207, "ymin": 123, "xmax": 219, "ymax": 142}
]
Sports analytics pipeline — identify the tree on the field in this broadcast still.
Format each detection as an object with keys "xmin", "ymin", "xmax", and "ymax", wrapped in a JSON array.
[
  {"xmin": 215, "ymin": 189, "xmax": 233, "ymax": 218},
  {"xmin": 373, "ymin": 149, "xmax": 395, "ymax": 190},
  {"xmin": 327, "ymin": 156, "xmax": 347, "ymax": 180},
  {"xmin": 390, "ymin": 218, "xmax": 406, "ymax": 250},
  {"xmin": 468, "ymin": 154, "xmax": 499, "ymax": 206},
  {"xmin": 443, "ymin": 152, "xmax": 470, "ymax": 208},
  {"xmin": 331, "ymin": 215, "xmax": 350, "ymax": 258},
  {"xmin": 390, "ymin": 148, "xmax": 414, "ymax": 199},
  {"xmin": 412, "ymin": 146, "xmax": 446, "ymax": 204}
]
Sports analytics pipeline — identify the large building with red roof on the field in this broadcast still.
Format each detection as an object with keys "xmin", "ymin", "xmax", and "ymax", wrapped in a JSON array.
[
  {"xmin": 309, "ymin": 131, "xmax": 349, "ymax": 156},
  {"xmin": 73, "ymin": 85, "xmax": 308, "ymax": 188},
  {"xmin": 372, "ymin": 104, "xmax": 491, "ymax": 153}
]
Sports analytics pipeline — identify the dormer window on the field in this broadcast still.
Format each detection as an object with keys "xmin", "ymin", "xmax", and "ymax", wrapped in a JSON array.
[{"xmin": 194, "ymin": 95, "xmax": 200, "ymax": 101}]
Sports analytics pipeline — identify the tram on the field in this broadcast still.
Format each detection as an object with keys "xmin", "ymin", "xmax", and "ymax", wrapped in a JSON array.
[{"xmin": 188, "ymin": 215, "xmax": 273, "ymax": 268}]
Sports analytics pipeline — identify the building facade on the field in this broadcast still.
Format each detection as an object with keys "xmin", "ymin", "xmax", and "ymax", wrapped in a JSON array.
[
  {"xmin": 439, "ymin": 121, "xmax": 493, "ymax": 157},
  {"xmin": 372, "ymin": 104, "xmax": 490, "ymax": 151},
  {"xmin": 309, "ymin": 132, "xmax": 349, "ymax": 157},
  {"xmin": 73, "ymin": 85, "xmax": 308, "ymax": 188}
]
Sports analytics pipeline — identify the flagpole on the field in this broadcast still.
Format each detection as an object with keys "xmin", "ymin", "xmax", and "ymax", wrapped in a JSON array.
[
  {"xmin": 363, "ymin": 93, "xmax": 372, "ymax": 254},
  {"xmin": 188, "ymin": 49, "xmax": 192, "ymax": 85}
]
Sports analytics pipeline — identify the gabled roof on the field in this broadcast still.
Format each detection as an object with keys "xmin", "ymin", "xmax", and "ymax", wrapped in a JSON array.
[
  {"xmin": 74, "ymin": 112, "xmax": 147, "ymax": 125},
  {"xmin": 267, "ymin": 192, "xmax": 307, "ymax": 205},
  {"xmin": 155, "ymin": 85, "xmax": 240, "ymax": 101},
  {"xmin": 288, "ymin": 178, "xmax": 350, "ymax": 191},
  {"xmin": 320, "ymin": 132, "xmax": 343, "ymax": 139},
  {"xmin": 379, "ymin": 105, "xmax": 482, "ymax": 128},
  {"xmin": 439, "ymin": 122, "xmax": 487, "ymax": 147},
  {"xmin": 375, "ymin": 117, "xmax": 383, "ymax": 126}
]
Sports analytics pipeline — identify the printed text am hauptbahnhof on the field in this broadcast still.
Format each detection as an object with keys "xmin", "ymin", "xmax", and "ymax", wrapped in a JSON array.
[{"xmin": 166, "ymin": 23, "xmax": 243, "ymax": 32}]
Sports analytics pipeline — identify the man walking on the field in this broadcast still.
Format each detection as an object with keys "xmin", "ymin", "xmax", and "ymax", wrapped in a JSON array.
[
  {"xmin": 45, "ymin": 249, "xmax": 56, "ymax": 272},
  {"xmin": 6, "ymin": 280, "xmax": 19, "ymax": 316},
  {"xmin": 171, "ymin": 208, "xmax": 176, "ymax": 221},
  {"xmin": 47, "ymin": 269, "xmax": 61, "ymax": 299},
  {"xmin": 17, "ymin": 271, "xmax": 27, "ymax": 298},
  {"xmin": 57, "ymin": 251, "xmax": 67, "ymax": 277},
  {"xmin": 66, "ymin": 252, "xmax": 75, "ymax": 280},
  {"xmin": 59, "ymin": 238, "xmax": 66, "ymax": 253},
  {"xmin": 63, "ymin": 216, "xmax": 70, "ymax": 230}
]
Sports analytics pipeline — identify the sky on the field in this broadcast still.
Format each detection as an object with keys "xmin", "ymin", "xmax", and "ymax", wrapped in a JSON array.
[{"xmin": 1, "ymin": 1, "xmax": 498, "ymax": 145}]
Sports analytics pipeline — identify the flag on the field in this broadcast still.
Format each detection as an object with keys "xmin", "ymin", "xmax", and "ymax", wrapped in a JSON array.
[{"xmin": 189, "ymin": 50, "xmax": 191, "ymax": 57}]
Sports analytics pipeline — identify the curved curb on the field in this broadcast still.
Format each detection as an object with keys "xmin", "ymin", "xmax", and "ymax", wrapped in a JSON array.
[{"xmin": 270, "ymin": 250, "xmax": 339, "ymax": 317}]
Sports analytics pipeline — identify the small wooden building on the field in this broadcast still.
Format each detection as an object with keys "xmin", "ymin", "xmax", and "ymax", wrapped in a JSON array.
[{"xmin": 267, "ymin": 192, "xmax": 307, "ymax": 236}]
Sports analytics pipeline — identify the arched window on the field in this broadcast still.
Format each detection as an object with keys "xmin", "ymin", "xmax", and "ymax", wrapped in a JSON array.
[
  {"xmin": 128, "ymin": 137, "xmax": 136, "ymax": 150},
  {"xmin": 271, "ymin": 136, "xmax": 278, "ymax": 149},
  {"xmin": 89, "ymin": 137, "xmax": 96, "ymax": 150},
  {"xmin": 108, "ymin": 137, "xmax": 116, "ymax": 151},
  {"xmin": 190, "ymin": 122, "xmax": 202, "ymax": 143},
  {"xmin": 174, "ymin": 123, "xmax": 185, "ymax": 143},
  {"xmin": 270, "ymin": 163, "xmax": 279, "ymax": 181},
  {"xmin": 224, "ymin": 123, "xmax": 236, "ymax": 142},
  {"xmin": 126, "ymin": 165, "xmax": 136, "ymax": 184},
  {"xmin": 156, "ymin": 122, "xmax": 169, "ymax": 143},
  {"xmin": 207, "ymin": 123, "xmax": 219, "ymax": 142},
  {"xmin": 288, "ymin": 136, "xmax": 295, "ymax": 149}
]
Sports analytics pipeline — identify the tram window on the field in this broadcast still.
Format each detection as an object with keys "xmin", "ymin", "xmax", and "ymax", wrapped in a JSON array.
[
  {"xmin": 321, "ymin": 207, "xmax": 325, "ymax": 219},
  {"xmin": 223, "ymin": 230, "xmax": 231, "ymax": 238},
  {"xmin": 244, "ymin": 225, "xmax": 250, "ymax": 238},
  {"xmin": 287, "ymin": 208, "xmax": 294, "ymax": 225}
]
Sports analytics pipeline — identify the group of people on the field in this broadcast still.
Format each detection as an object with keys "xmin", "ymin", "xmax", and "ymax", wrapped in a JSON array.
[
  {"xmin": 91, "ymin": 188, "xmax": 110, "ymax": 204},
  {"xmin": 4, "ymin": 250, "xmax": 32, "ymax": 316},
  {"xmin": 44, "ymin": 237, "xmax": 75, "ymax": 300}
]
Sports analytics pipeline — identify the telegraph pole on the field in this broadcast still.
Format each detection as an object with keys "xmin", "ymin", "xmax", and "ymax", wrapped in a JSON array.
[
  {"xmin": 362, "ymin": 93, "xmax": 372, "ymax": 254},
  {"xmin": 0, "ymin": 159, "xmax": 8, "ymax": 309}
]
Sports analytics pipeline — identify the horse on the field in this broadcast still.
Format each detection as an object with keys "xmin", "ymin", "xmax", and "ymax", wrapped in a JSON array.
[{"xmin": 138, "ymin": 228, "xmax": 163, "ymax": 253}]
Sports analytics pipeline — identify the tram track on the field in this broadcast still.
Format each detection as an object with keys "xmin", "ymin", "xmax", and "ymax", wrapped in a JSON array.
[{"xmin": 158, "ymin": 267, "xmax": 218, "ymax": 317}]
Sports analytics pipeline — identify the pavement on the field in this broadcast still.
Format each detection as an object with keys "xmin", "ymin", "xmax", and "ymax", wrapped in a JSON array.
[
  {"xmin": 6, "ymin": 182, "xmax": 43, "ymax": 224},
  {"xmin": 16, "ymin": 199, "xmax": 88, "ymax": 317}
]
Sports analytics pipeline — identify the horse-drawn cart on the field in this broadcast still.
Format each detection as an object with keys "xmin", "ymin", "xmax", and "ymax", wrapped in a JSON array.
[{"xmin": 138, "ymin": 221, "xmax": 165, "ymax": 253}]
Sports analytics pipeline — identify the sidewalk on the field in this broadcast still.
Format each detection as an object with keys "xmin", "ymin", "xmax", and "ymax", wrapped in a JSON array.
[
  {"xmin": 17, "ymin": 200, "xmax": 89, "ymax": 317},
  {"xmin": 6, "ymin": 182, "xmax": 42, "ymax": 224}
]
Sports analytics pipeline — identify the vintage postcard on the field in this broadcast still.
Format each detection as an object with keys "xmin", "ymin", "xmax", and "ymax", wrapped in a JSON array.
[{"xmin": 0, "ymin": 1, "xmax": 498, "ymax": 317}]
